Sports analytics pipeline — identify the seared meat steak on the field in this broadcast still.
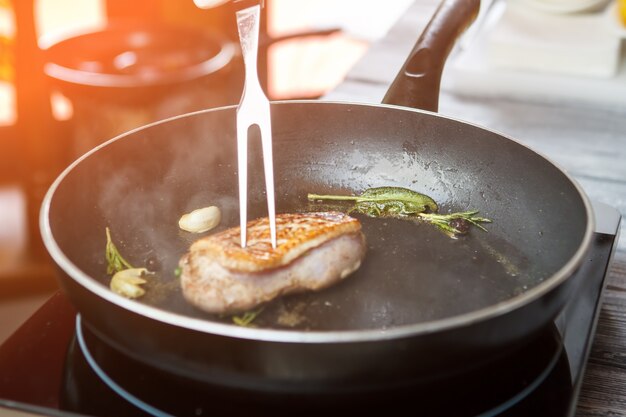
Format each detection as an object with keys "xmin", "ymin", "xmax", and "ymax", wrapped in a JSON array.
[{"xmin": 179, "ymin": 212, "xmax": 366, "ymax": 314}]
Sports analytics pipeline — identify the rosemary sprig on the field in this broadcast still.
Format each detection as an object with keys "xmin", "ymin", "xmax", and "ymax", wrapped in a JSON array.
[
  {"xmin": 418, "ymin": 210, "xmax": 492, "ymax": 237},
  {"xmin": 232, "ymin": 308, "xmax": 264, "ymax": 327},
  {"xmin": 105, "ymin": 227, "xmax": 134, "ymax": 275}
]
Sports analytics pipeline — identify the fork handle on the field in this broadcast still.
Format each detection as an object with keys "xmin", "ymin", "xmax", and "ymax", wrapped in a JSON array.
[{"xmin": 236, "ymin": 5, "xmax": 263, "ymax": 89}]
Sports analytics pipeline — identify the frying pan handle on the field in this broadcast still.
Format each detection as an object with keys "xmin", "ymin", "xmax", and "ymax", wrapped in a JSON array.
[{"xmin": 381, "ymin": 0, "xmax": 480, "ymax": 112}]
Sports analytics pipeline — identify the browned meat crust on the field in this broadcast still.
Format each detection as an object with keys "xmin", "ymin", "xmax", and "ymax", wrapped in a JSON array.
[
  {"xmin": 179, "ymin": 212, "xmax": 366, "ymax": 314},
  {"xmin": 188, "ymin": 211, "xmax": 361, "ymax": 272}
]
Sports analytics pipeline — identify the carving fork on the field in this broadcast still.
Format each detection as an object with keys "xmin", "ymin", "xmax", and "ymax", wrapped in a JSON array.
[{"xmin": 235, "ymin": 4, "xmax": 277, "ymax": 248}]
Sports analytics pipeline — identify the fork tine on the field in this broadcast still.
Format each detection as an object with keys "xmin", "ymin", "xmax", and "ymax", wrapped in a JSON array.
[
  {"xmin": 237, "ymin": 119, "xmax": 249, "ymax": 248},
  {"xmin": 259, "ymin": 111, "xmax": 277, "ymax": 248}
]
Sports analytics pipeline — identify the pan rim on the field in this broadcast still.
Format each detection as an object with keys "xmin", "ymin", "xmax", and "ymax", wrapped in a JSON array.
[{"xmin": 40, "ymin": 100, "xmax": 596, "ymax": 344}]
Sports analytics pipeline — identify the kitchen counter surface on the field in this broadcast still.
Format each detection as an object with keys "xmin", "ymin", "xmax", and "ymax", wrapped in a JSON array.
[{"xmin": 327, "ymin": 1, "xmax": 626, "ymax": 415}]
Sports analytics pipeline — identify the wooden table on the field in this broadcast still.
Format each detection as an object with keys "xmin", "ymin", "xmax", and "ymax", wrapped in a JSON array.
[{"xmin": 326, "ymin": 1, "xmax": 626, "ymax": 415}]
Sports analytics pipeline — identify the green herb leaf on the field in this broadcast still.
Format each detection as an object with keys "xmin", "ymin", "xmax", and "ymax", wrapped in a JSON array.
[
  {"xmin": 174, "ymin": 266, "xmax": 182, "ymax": 277},
  {"xmin": 232, "ymin": 308, "xmax": 264, "ymax": 327},
  {"xmin": 308, "ymin": 186, "xmax": 491, "ymax": 237},
  {"xmin": 308, "ymin": 186, "xmax": 438, "ymax": 217},
  {"xmin": 105, "ymin": 227, "xmax": 134, "ymax": 275}
]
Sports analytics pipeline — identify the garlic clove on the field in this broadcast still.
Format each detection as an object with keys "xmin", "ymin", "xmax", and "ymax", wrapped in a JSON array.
[
  {"xmin": 179, "ymin": 206, "xmax": 221, "ymax": 233},
  {"xmin": 110, "ymin": 267, "xmax": 149, "ymax": 299}
]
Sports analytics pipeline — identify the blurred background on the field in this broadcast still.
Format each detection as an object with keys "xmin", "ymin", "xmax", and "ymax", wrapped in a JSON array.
[{"xmin": 0, "ymin": 0, "xmax": 413, "ymax": 342}]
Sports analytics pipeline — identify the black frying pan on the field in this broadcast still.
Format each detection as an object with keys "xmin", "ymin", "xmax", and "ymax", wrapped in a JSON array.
[{"xmin": 41, "ymin": 0, "xmax": 594, "ymax": 392}]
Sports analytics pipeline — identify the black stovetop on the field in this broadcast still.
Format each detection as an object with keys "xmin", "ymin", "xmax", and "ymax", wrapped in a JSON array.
[{"xmin": 0, "ymin": 203, "xmax": 620, "ymax": 417}]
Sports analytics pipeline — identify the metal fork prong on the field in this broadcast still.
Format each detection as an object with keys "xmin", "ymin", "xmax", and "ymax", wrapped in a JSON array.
[
  {"xmin": 237, "ymin": 120, "xmax": 249, "ymax": 248},
  {"xmin": 259, "ymin": 118, "xmax": 277, "ymax": 248}
]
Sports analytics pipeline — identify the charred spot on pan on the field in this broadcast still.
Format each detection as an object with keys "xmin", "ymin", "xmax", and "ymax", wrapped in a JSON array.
[{"xmin": 145, "ymin": 255, "xmax": 162, "ymax": 271}]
